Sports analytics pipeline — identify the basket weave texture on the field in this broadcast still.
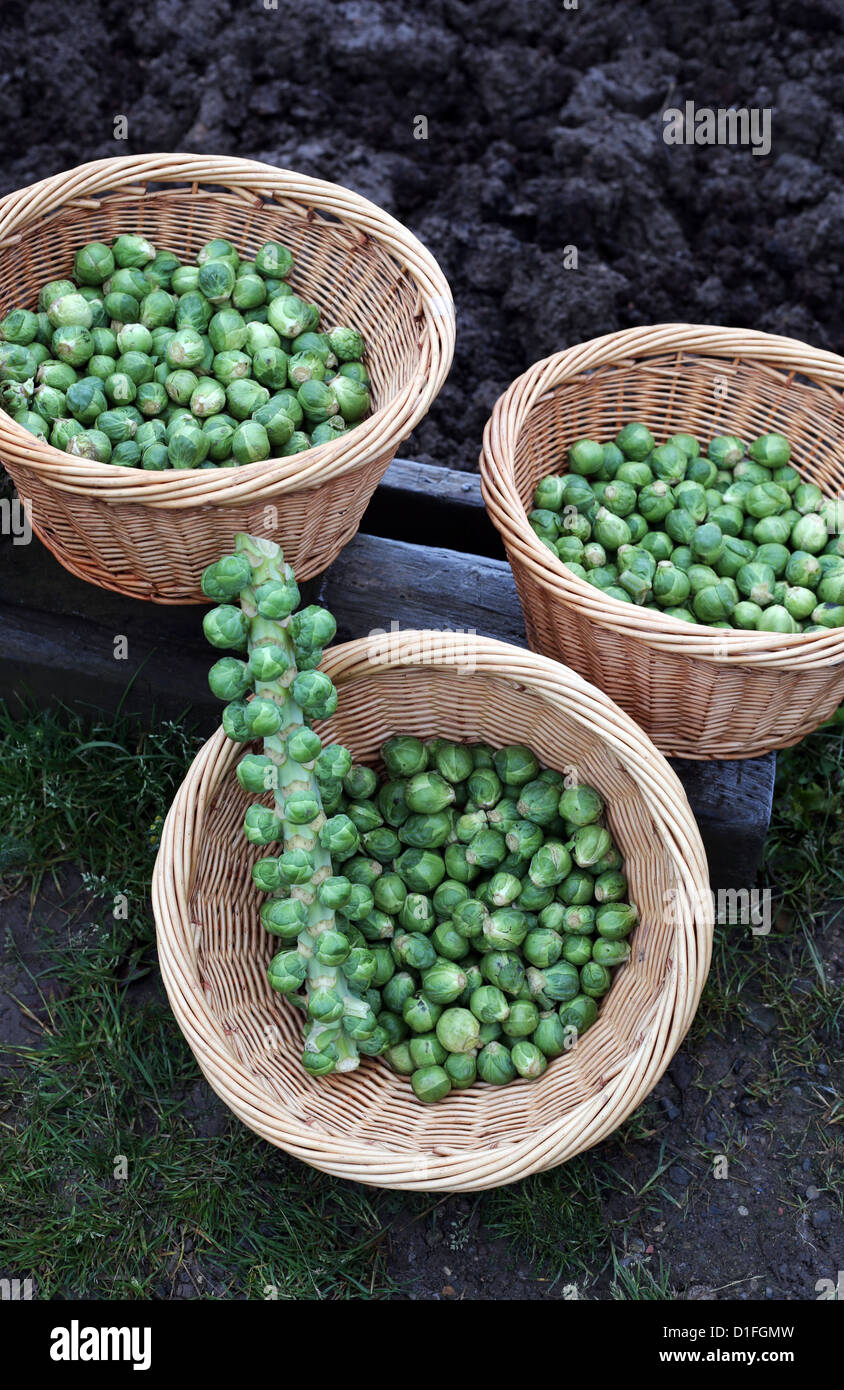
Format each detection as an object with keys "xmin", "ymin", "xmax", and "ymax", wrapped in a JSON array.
[
  {"xmin": 152, "ymin": 632, "xmax": 713, "ymax": 1192},
  {"xmin": 480, "ymin": 325, "xmax": 844, "ymax": 759},
  {"xmin": 0, "ymin": 154, "xmax": 454, "ymax": 602}
]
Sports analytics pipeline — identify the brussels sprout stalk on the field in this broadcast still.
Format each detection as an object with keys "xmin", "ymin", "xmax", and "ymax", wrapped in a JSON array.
[{"xmin": 204, "ymin": 533, "xmax": 365, "ymax": 1072}]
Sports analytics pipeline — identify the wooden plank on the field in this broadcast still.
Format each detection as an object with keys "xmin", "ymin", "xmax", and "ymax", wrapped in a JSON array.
[
  {"xmin": 361, "ymin": 457, "xmax": 502, "ymax": 558},
  {"xmin": 318, "ymin": 533, "xmax": 526, "ymax": 647}
]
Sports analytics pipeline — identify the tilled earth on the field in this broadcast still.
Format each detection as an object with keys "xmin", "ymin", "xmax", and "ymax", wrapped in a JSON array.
[{"xmin": 1, "ymin": 0, "xmax": 842, "ymax": 468}]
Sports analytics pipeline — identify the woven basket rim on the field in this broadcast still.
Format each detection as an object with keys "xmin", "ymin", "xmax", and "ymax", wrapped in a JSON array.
[
  {"xmin": 152, "ymin": 631, "xmax": 714, "ymax": 1191},
  {"xmin": 480, "ymin": 323, "xmax": 844, "ymax": 670},
  {"xmin": 0, "ymin": 153, "xmax": 455, "ymax": 508}
]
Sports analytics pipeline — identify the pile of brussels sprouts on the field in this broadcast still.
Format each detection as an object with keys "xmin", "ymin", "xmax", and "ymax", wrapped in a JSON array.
[
  {"xmin": 529, "ymin": 424, "xmax": 844, "ymax": 633},
  {"xmin": 202, "ymin": 544, "xmax": 639, "ymax": 1103},
  {"xmin": 200, "ymin": 536, "xmax": 634, "ymax": 1100},
  {"xmin": 0, "ymin": 235, "xmax": 370, "ymax": 469},
  {"xmin": 315, "ymin": 741, "xmax": 637, "ymax": 1102}
]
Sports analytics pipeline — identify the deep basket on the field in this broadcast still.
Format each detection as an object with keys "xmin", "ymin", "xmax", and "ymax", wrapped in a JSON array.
[
  {"xmin": 0, "ymin": 154, "xmax": 454, "ymax": 602},
  {"xmin": 480, "ymin": 324, "xmax": 844, "ymax": 759},
  {"xmin": 152, "ymin": 632, "xmax": 713, "ymax": 1192}
]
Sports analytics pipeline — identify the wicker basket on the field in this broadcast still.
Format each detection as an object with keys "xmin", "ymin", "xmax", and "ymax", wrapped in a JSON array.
[
  {"xmin": 152, "ymin": 631, "xmax": 713, "ymax": 1192},
  {"xmin": 480, "ymin": 325, "xmax": 844, "ymax": 759},
  {"xmin": 0, "ymin": 154, "xmax": 454, "ymax": 602}
]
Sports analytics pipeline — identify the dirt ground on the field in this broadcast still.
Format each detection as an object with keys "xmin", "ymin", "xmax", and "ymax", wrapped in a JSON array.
[
  {"xmin": 1, "ymin": 0, "xmax": 842, "ymax": 469},
  {"xmin": 3, "ymin": 870, "xmax": 840, "ymax": 1300}
]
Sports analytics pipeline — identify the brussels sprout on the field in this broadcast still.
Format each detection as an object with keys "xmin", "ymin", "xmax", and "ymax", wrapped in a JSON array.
[
  {"xmin": 331, "ymin": 374, "xmax": 371, "ymax": 422},
  {"xmin": 511, "ymin": 1040, "xmax": 547, "ymax": 1079},
  {"xmin": 559, "ymin": 994, "xmax": 599, "ymax": 1035},
  {"xmin": 38, "ymin": 279, "xmax": 77, "ymax": 313},
  {"xmin": 527, "ymin": 961, "xmax": 579, "ymax": 1003},
  {"xmin": 811, "ymin": 602, "xmax": 844, "ymax": 629},
  {"xmin": 399, "ymin": 810, "xmax": 451, "ymax": 850},
  {"xmin": 230, "ymin": 420, "xmax": 269, "ymax": 465},
  {"xmin": 480, "ymin": 950, "xmax": 525, "ymax": 997},
  {"xmin": 254, "ymin": 241, "xmax": 294, "ymax": 279},
  {"xmin": 707, "ymin": 502, "xmax": 744, "ymax": 537},
  {"xmin": 252, "ymin": 400, "xmax": 296, "ymax": 448},
  {"xmin": 410, "ymin": 1064, "xmax": 451, "ymax": 1102},
  {"xmin": 558, "ymin": 869, "xmax": 594, "ymax": 905},
  {"xmin": 142, "ymin": 443, "xmax": 170, "ymax": 469},
  {"xmin": 580, "ymin": 961, "xmax": 612, "ymax": 998},
  {"xmin": 560, "ymin": 904, "xmax": 596, "ymax": 937},
  {"xmin": 261, "ymin": 890, "xmax": 307, "ymax": 937},
  {"xmin": 569, "ymin": 824, "xmax": 612, "ymax": 869},
  {"xmin": 757, "ymin": 604, "xmax": 798, "ymax": 634},
  {"xmin": 733, "ymin": 600, "xmax": 763, "ymax": 630},
  {"xmin": 591, "ymin": 506, "xmax": 631, "ymax": 551},
  {"xmin": 207, "ymin": 655, "xmax": 252, "ymax": 702},
  {"xmin": 818, "ymin": 573, "xmax": 844, "ymax": 605},
  {"xmin": 791, "ymin": 482, "xmax": 824, "ymax": 517},
  {"xmin": 650, "ymin": 443, "xmax": 686, "ymax": 484},
  {"xmin": 102, "ymin": 371, "xmax": 136, "ymax": 405},
  {"xmin": 748, "ymin": 432, "xmax": 790, "ymax": 468},
  {"xmin": 419, "ymin": 962, "xmax": 467, "ymax": 1006},
  {"xmin": 715, "ymin": 538, "xmax": 753, "ymax": 582},
  {"xmin": 267, "ymin": 294, "xmax": 317, "ymax": 340},
  {"xmin": 46, "ymin": 293, "xmax": 94, "ymax": 330},
  {"xmin": 615, "ymin": 422, "xmax": 654, "ymax": 460},
  {"xmin": 194, "ymin": 259, "xmax": 235, "ymax": 305},
  {"xmin": 652, "ymin": 561, "xmax": 691, "ymax": 607},
  {"xmin": 479, "ymin": 907, "xmax": 526, "ymax": 951},
  {"xmin": 408, "ymin": 1031, "xmax": 448, "ymax": 1070},
  {"xmin": 385, "ymin": 1041, "xmax": 416, "ymax": 1075},
  {"xmin": 634, "ymin": 478, "xmax": 672, "ymax": 525},
  {"xmin": 110, "ymin": 234, "xmax": 156, "ymax": 269},
  {"xmin": 567, "ymin": 438, "xmax": 604, "ymax": 475},
  {"xmin": 14, "ymin": 410, "xmax": 49, "ymax": 439},
  {"xmin": 518, "ymin": 927, "xmax": 561, "ymax": 969},
  {"xmin": 228, "ymin": 272, "xmax": 266, "ymax": 311},
  {"xmin": 529, "ymin": 1012, "xmax": 565, "ymax": 1059},
  {"xmin": 744, "ymin": 481, "xmax": 790, "ymax": 520},
  {"xmin": 162, "ymin": 327, "xmax": 202, "ymax": 371},
  {"xmin": 533, "ymin": 474, "xmax": 565, "ymax": 511},
  {"xmin": 475, "ymin": 1040, "xmax": 515, "ymax": 1085},
  {"xmin": 693, "ymin": 582, "xmax": 735, "ymax": 624},
  {"xmin": 267, "ymin": 949, "xmax": 307, "ymax": 995},
  {"xmin": 316, "ymin": 325, "xmax": 364, "ymax": 365},
  {"xmin": 337, "ymin": 360, "xmax": 371, "ymax": 386},
  {"xmin": 691, "ymin": 521, "xmax": 726, "ymax": 566},
  {"xmin": 784, "ymin": 585, "xmax": 817, "ymax": 621},
  {"xmin": 663, "ymin": 507, "xmax": 696, "ymax": 546},
  {"xmin": 708, "ymin": 434, "xmax": 745, "ymax": 467},
  {"xmin": 736, "ymin": 562, "xmax": 778, "ymax": 608},
  {"xmin": 226, "ymin": 379, "xmax": 269, "ymax": 420},
  {"xmin": 104, "ymin": 290, "xmax": 142, "ymax": 323},
  {"xmin": 401, "ymin": 991, "xmax": 443, "ymax": 1035},
  {"xmin": 562, "ymin": 934, "xmax": 592, "ymax": 967},
  {"xmin": 1, "ymin": 308, "xmax": 41, "ymax": 345},
  {"xmin": 791, "ymin": 513, "xmax": 828, "ymax": 555},
  {"xmin": 52, "ymin": 325, "xmax": 94, "ymax": 365},
  {"xmin": 67, "ymin": 428, "xmax": 112, "ymax": 461},
  {"xmin": 594, "ymin": 902, "xmax": 638, "ymax": 939}
]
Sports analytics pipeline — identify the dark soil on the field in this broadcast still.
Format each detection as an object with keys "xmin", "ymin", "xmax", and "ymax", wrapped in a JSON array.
[{"xmin": 1, "ymin": 1, "xmax": 843, "ymax": 468}]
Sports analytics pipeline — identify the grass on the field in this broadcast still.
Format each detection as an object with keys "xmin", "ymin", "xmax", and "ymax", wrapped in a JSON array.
[{"xmin": 0, "ymin": 699, "xmax": 841, "ymax": 1298}]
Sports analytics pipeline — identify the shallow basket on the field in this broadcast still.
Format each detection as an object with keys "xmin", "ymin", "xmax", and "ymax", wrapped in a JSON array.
[
  {"xmin": 480, "ymin": 325, "xmax": 844, "ymax": 759},
  {"xmin": 152, "ymin": 631, "xmax": 713, "ymax": 1192},
  {"xmin": 0, "ymin": 154, "xmax": 454, "ymax": 602}
]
